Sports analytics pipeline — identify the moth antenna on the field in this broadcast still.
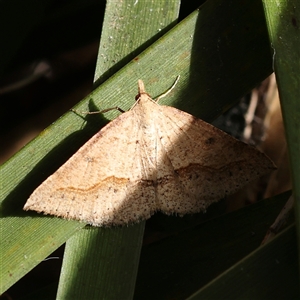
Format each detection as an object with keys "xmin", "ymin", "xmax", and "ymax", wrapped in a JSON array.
[{"xmin": 155, "ymin": 75, "xmax": 180, "ymax": 103}]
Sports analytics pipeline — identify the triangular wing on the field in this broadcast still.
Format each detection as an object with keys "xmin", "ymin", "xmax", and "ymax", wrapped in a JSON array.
[
  {"xmin": 24, "ymin": 110, "xmax": 158, "ymax": 226},
  {"xmin": 148, "ymin": 104, "xmax": 276, "ymax": 215}
]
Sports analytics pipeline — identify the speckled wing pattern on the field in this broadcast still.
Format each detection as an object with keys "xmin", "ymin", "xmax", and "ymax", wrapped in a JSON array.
[{"xmin": 24, "ymin": 81, "xmax": 276, "ymax": 226}]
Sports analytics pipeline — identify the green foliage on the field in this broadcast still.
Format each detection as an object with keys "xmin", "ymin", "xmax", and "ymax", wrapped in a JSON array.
[
  {"xmin": 1, "ymin": 0, "xmax": 299, "ymax": 298},
  {"xmin": 263, "ymin": 0, "xmax": 300, "ymax": 258}
]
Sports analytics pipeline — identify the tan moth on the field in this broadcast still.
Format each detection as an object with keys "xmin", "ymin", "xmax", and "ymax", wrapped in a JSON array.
[{"xmin": 24, "ymin": 79, "xmax": 276, "ymax": 226}]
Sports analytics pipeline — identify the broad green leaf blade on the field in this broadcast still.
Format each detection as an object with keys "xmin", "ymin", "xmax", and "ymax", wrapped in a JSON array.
[
  {"xmin": 0, "ymin": 217, "xmax": 82, "ymax": 294},
  {"xmin": 57, "ymin": 226, "xmax": 144, "ymax": 299},
  {"xmin": 57, "ymin": 1, "xmax": 181, "ymax": 299},
  {"xmin": 262, "ymin": 0, "xmax": 300, "ymax": 272},
  {"xmin": 94, "ymin": 0, "xmax": 180, "ymax": 84},
  {"xmin": 1, "ymin": 0, "xmax": 272, "ymax": 293}
]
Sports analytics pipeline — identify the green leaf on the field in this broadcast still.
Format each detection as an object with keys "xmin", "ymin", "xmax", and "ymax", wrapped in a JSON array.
[
  {"xmin": 262, "ymin": 0, "xmax": 300, "ymax": 273},
  {"xmin": 56, "ymin": 1, "xmax": 181, "ymax": 299}
]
